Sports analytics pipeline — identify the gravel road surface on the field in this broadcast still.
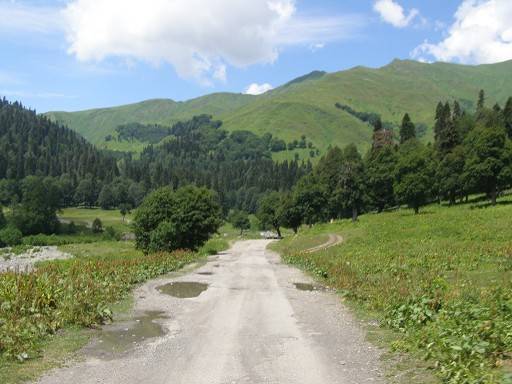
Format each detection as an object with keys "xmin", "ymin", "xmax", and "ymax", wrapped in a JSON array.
[{"xmin": 37, "ymin": 240, "xmax": 383, "ymax": 384}]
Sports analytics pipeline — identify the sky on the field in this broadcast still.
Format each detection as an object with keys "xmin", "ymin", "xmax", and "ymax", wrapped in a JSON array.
[{"xmin": 1, "ymin": 0, "xmax": 511, "ymax": 113}]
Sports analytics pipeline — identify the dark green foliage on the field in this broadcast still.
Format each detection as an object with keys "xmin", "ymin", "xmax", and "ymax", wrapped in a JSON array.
[
  {"xmin": 335, "ymin": 103, "xmax": 382, "ymax": 127},
  {"xmin": 11, "ymin": 176, "xmax": 60, "ymax": 235},
  {"xmin": 336, "ymin": 144, "xmax": 367, "ymax": 221},
  {"xmin": 228, "ymin": 210, "xmax": 251, "ymax": 235},
  {"xmin": 133, "ymin": 186, "xmax": 222, "ymax": 253},
  {"xmin": 119, "ymin": 203, "xmax": 131, "ymax": 222},
  {"xmin": 92, "ymin": 218, "xmax": 103, "ymax": 233},
  {"xmin": 124, "ymin": 115, "xmax": 307, "ymax": 214},
  {"xmin": 98, "ymin": 184, "xmax": 115, "ymax": 210},
  {"xmin": 365, "ymin": 145, "xmax": 397, "ymax": 212},
  {"xmin": 394, "ymin": 141, "xmax": 434, "ymax": 213},
  {"xmin": 115, "ymin": 122, "xmax": 171, "ymax": 143},
  {"xmin": 435, "ymin": 103, "xmax": 460, "ymax": 154},
  {"xmin": 437, "ymin": 146, "xmax": 466, "ymax": 205},
  {"xmin": 0, "ymin": 179, "xmax": 20, "ymax": 206},
  {"xmin": 0, "ymin": 208, "xmax": 5, "ymax": 230},
  {"xmin": 74, "ymin": 178, "xmax": 97, "ymax": 208},
  {"xmin": 504, "ymin": 97, "xmax": 512, "ymax": 138},
  {"xmin": 257, "ymin": 192, "xmax": 284, "ymax": 237},
  {"xmin": 477, "ymin": 89, "xmax": 485, "ymax": 111},
  {"xmin": 463, "ymin": 124, "xmax": 512, "ymax": 205},
  {"xmin": 293, "ymin": 175, "xmax": 329, "ymax": 225},
  {"xmin": 0, "ymin": 226, "xmax": 23, "ymax": 247},
  {"xmin": 0, "ymin": 98, "xmax": 118, "ymax": 181},
  {"xmin": 279, "ymin": 193, "xmax": 303, "ymax": 234},
  {"xmin": 399, "ymin": 113, "xmax": 416, "ymax": 144}
]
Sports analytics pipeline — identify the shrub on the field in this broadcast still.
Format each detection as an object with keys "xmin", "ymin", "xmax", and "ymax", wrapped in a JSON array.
[
  {"xmin": 103, "ymin": 226, "xmax": 120, "ymax": 241},
  {"xmin": 0, "ymin": 226, "xmax": 23, "ymax": 247},
  {"xmin": 92, "ymin": 218, "xmax": 103, "ymax": 233},
  {"xmin": 133, "ymin": 185, "xmax": 222, "ymax": 253}
]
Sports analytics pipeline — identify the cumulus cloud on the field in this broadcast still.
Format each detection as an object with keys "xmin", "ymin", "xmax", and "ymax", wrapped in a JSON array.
[
  {"xmin": 413, "ymin": 0, "xmax": 512, "ymax": 64},
  {"xmin": 373, "ymin": 0, "xmax": 419, "ymax": 28},
  {"xmin": 58, "ymin": 0, "xmax": 362, "ymax": 84},
  {"xmin": 245, "ymin": 83, "xmax": 274, "ymax": 95}
]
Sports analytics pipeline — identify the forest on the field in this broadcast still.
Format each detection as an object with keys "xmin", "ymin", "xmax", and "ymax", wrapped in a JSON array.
[
  {"xmin": 255, "ymin": 91, "xmax": 512, "ymax": 236},
  {"xmin": 0, "ymin": 99, "xmax": 309, "ymax": 239}
]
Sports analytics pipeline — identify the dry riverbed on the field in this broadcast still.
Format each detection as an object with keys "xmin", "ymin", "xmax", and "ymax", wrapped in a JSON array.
[
  {"xmin": 0, "ymin": 246, "xmax": 72, "ymax": 273},
  {"xmin": 36, "ymin": 240, "xmax": 383, "ymax": 384}
]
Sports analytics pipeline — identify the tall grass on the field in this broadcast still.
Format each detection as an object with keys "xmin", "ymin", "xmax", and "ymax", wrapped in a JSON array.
[{"xmin": 274, "ymin": 198, "xmax": 512, "ymax": 383}]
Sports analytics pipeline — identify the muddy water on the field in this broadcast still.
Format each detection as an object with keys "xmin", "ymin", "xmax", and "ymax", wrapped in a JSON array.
[
  {"xmin": 157, "ymin": 282, "xmax": 208, "ymax": 298},
  {"xmin": 294, "ymin": 282, "xmax": 318, "ymax": 291},
  {"xmin": 84, "ymin": 311, "xmax": 167, "ymax": 359}
]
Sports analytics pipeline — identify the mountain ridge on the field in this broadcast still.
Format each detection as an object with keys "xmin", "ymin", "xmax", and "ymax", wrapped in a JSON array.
[{"xmin": 43, "ymin": 59, "xmax": 512, "ymax": 156}]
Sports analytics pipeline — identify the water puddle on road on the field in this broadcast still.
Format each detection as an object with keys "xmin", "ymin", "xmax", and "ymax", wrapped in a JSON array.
[
  {"xmin": 294, "ymin": 283, "xmax": 320, "ymax": 291},
  {"xmin": 84, "ymin": 311, "xmax": 167, "ymax": 359},
  {"xmin": 157, "ymin": 282, "xmax": 208, "ymax": 298}
]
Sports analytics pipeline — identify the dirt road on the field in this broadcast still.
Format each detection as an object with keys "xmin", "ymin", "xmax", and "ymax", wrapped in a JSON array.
[{"xmin": 37, "ymin": 240, "xmax": 383, "ymax": 384}]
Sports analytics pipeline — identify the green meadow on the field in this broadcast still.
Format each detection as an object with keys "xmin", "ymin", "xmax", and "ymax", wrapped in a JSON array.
[{"xmin": 272, "ymin": 196, "xmax": 512, "ymax": 383}]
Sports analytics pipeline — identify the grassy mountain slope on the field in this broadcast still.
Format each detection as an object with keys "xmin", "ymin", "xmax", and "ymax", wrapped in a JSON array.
[
  {"xmin": 45, "ymin": 59, "xmax": 512, "ymax": 155},
  {"xmin": 45, "ymin": 93, "xmax": 255, "ymax": 149}
]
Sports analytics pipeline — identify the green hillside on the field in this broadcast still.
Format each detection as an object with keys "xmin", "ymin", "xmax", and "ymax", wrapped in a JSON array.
[{"xmin": 45, "ymin": 59, "xmax": 512, "ymax": 156}]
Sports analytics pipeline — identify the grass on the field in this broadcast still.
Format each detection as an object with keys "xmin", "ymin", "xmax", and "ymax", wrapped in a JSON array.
[
  {"xmin": 272, "ymin": 196, "xmax": 512, "ymax": 383},
  {"xmin": 44, "ymin": 60, "xmax": 512, "ymax": 159},
  {"xmin": 58, "ymin": 207, "xmax": 134, "ymax": 233}
]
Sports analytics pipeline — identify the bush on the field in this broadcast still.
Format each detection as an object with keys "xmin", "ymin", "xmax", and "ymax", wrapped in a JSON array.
[
  {"xmin": 92, "ymin": 218, "xmax": 103, "ymax": 233},
  {"xmin": 0, "ymin": 226, "xmax": 23, "ymax": 247},
  {"xmin": 103, "ymin": 226, "xmax": 120, "ymax": 241},
  {"xmin": 69, "ymin": 221, "xmax": 77, "ymax": 234},
  {"xmin": 133, "ymin": 185, "xmax": 222, "ymax": 253}
]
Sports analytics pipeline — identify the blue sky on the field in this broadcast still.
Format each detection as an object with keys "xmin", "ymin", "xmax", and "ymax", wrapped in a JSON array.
[{"xmin": 1, "ymin": 0, "xmax": 511, "ymax": 112}]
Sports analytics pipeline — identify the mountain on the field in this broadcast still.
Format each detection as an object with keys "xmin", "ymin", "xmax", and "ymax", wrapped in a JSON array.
[
  {"xmin": 0, "ymin": 98, "xmax": 118, "ymax": 182},
  {"xmin": 45, "ymin": 59, "xmax": 512, "ymax": 157}
]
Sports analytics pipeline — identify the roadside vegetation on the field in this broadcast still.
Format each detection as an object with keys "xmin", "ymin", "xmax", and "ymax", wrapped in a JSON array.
[{"xmin": 272, "ymin": 196, "xmax": 512, "ymax": 383}]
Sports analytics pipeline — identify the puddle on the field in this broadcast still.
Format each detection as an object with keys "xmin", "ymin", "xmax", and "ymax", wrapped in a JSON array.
[
  {"xmin": 84, "ymin": 311, "xmax": 167, "ymax": 359},
  {"xmin": 197, "ymin": 271, "xmax": 213, "ymax": 276},
  {"xmin": 157, "ymin": 282, "xmax": 208, "ymax": 298},
  {"xmin": 294, "ymin": 283, "xmax": 319, "ymax": 291}
]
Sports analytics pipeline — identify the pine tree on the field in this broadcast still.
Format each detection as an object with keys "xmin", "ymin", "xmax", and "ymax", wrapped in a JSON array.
[
  {"xmin": 453, "ymin": 100, "xmax": 462, "ymax": 121},
  {"xmin": 399, "ymin": 113, "xmax": 416, "ymax": 144},
  {"xmin": 503, "ymin": 97, "xmax": 512, "ymax": 138},
  {"xmin": 477, "ymin": 89, "xmax": 485, "ymax": 111},
  {"xmin": 366, "ymin": 145, "xmax": 396, "ymax": 212}
]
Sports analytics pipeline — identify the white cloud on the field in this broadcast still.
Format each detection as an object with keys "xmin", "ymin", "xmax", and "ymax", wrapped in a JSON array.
[
  {"xmin": 413, "ymin": 0, "xmax": 512, "ymax": 64},
  {"xmin": 58, "ymin": 0, "xmax": 362, "ymax": 84},
  {"xmin": 245, "ymin": 83, "xmax": 274, "ymax": 95},
  {"xmin": 373, "ymin": 0, "xmax": 419, "ymax": 28}
]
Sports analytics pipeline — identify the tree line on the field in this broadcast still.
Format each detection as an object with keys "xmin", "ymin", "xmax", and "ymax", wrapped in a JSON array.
[
  {"xmin": 256, "ymin": 91, "xmax": 512, "ymax": 235},
  {"xmin": 0, "ymin": 100, "xmax": 309, "ymax": 237}
]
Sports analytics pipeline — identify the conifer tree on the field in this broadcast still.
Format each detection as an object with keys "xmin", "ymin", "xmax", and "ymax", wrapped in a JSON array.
[
  {"xmin": 504, "ymin": 97, "xmax": 512, "ymax": 138},
  {"xmin": 399, "ymin": 113, "xmax": 416, "ymax": 144}
]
